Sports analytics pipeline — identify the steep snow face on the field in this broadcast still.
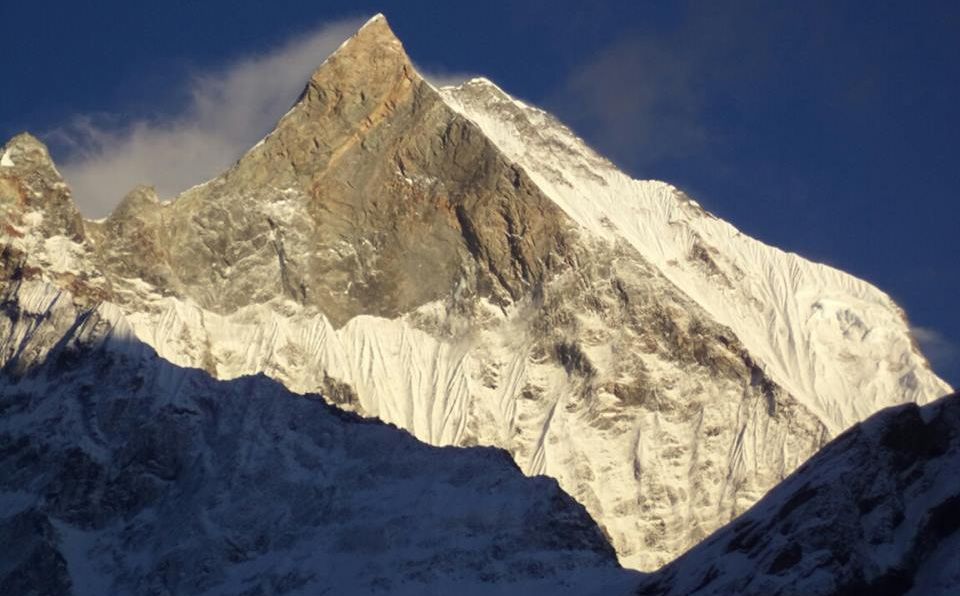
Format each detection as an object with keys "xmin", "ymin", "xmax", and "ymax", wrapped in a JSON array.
[
  {"xmin": 120, "ymin": 296, "xmax": 477, "ymax": 447},
  {"xmin": 440, "ymin": 78, "xmax": 951, "ymax": 434},
  {"xmin": 0, "ymin": 280, "xmax": 636, "ymax": 596},
  {"xmin": 638, "ymin": 393, "xmax": 960, "ymax": 595}
]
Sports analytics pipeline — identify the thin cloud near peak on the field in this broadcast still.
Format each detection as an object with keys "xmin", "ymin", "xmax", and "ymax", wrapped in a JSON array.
[
  {"xmin": 51, "ymin": 17, "xmax": 364, "ymax": 218},
  {"xmin": 911, "ymin": 326, "xmax": 959, "ymax": 382}
]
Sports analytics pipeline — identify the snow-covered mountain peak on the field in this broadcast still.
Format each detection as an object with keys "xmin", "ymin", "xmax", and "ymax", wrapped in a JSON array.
[{"xmin": 1, "ymin": 17, "xmax": 952, "ymax": 574}]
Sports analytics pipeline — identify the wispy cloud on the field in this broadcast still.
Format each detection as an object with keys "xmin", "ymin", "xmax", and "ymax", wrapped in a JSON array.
[
  {"xmin": 556, "ymin": 36, "xmax": 706, "ymax": 165},
  {"xmin": 547, "ymin": 1, "xmax": 782, "ymax": 175},
  {"xmin": 417, "ymin": 66, "xmax": 476, "ymax": 89},
  {"xmin": 912, "ymin": 326, "xmax": 959, "ymax": 382},
  {"xmin": 51, "ymin": 17, "xmax": 364, "ymax": 218}
]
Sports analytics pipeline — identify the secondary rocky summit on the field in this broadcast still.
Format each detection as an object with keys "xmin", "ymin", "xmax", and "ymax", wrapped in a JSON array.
[{"xmin": 1, "ymin": 13, "xmax": 951, "ymax": 577}]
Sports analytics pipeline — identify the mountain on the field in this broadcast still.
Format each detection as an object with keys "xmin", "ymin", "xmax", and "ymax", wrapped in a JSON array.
[
  {"xmin": 638, "ymin": 392, "xmax": 960, "ymax": 595},
  {"xmin": 0, "ymin": 12, "xmax": 951, "ymax": 575}
]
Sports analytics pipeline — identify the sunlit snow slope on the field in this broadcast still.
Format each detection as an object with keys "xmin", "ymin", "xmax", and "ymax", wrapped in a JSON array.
[{"xmin": 440, "ymin": 77, "xmax": 951, "ymax": 435}]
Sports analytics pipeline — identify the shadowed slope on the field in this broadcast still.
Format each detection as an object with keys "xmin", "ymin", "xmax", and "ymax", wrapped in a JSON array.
[{"xmin": 638, "ymin": 393, "xmax": 960, "ymax": 595}]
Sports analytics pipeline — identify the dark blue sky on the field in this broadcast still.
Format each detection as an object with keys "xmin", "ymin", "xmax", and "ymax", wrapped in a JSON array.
[{"xmin": 2, "ymin": 1, "xmax": 957, "ymax": 386}]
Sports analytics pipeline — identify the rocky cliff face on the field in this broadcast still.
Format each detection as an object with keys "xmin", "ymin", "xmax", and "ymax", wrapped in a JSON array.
[
  {"xmin": 1, "ymin": 14, "xmax": 951, "ymax": 572},
  {"xmin": 93, "ymin": 16, "xmax": 571, "ymax": 326}
]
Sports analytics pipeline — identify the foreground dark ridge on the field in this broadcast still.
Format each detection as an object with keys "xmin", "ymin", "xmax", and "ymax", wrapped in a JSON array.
[{"xmin": 637, "ymin": 392, "xmax": 960, "ymax": 595}]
